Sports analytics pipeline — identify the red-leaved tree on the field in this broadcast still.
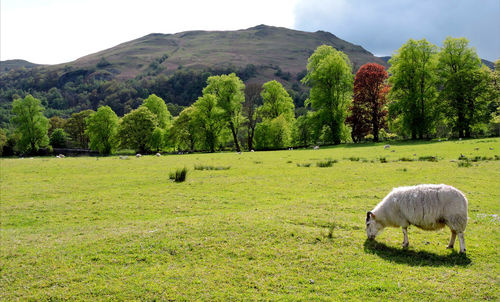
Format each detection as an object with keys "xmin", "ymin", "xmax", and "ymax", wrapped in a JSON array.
[{"xmin": 346, "ymin": 63, "xmax": 389, "ymax": 142}]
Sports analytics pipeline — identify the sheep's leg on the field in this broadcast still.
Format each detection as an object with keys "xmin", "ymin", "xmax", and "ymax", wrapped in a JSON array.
[
  {"xmin": 458, "ymin": 232, "xmax": 466, "ymax": 253},
  {"xmin": 447, "ymin": 230, "xmax": 457, "ymax": 249},
  {"xmin": 402, "ymin": 227, "xmax": 409, "ymax": 248}
]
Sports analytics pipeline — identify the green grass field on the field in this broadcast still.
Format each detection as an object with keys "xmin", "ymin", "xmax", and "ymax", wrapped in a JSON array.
[{"xmin": 1, "ymin": 138, "xmax": 499, "ymax": 300}]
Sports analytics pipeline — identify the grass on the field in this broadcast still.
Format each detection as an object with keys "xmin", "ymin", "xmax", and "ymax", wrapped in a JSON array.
[
  {"xmin": 194, "ymin": 164, "xmax": 231, "ymax": 171},
  {"xmin": 1, "ymin": 138, "xmax": 499, "ymax": 300},
  {"xmin": 169, "ymin": 167, "xmax": 188, "ymax": 182}
]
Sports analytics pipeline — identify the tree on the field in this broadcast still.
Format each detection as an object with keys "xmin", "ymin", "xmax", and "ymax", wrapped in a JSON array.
[
  {"xmin": 292, "ymin": 112, "xmax": 315, "ymax": 146},
  {"xmin": 64, "ymin": 109, "xmax": 94, "ymax": 148},
  {"xmin": 49, "ymin": 128, "xmax": 68, "ymax": 148},
  {"xmin": 347, "ymin": 63, "xmax": 389, "ymax": 142},
  {"xmin": 258, "ymin": 80, "xmax": 295, "ymax": 122},
  {"xmin": 11, "ymin": 94, "xmax": 49, "ymax": 153},
  {"xmin": 255, "ymin": 115, "xmax": 292, "ymax": 150},
  {"xmin": 150, "ymin": 127, "xmax": 165, "ymax": 152},
  {"xmin": 302, "ymin": 45, "xmax": 353, "ymax": 144},
  {"xmin": 192, "ymin": 94, "xmax": 224, "ymax": 152},
  {"xmin": 437, "ymin": 37, "xmax": 492, "ymax": 138},
  {"xmin": 170, "ymin": 107, "xmax": 198, "ymax": 152},
  {"xmin": 0, "ymin": 128, "xmax": 7, "ymax": 156},
  {"xmin": 118, "ymin": 106, "xmax": 158, "ymax": 153},
  {"xmin": 86, "ymin": 106, "xmax": 119, "ymax": 155},
  {"xmin": 203, "ymin": 73, "xmax": 245, "ymax": 152},
  {"xmin": 388, "ymin": 39, "xmax": 438, "ymax": 139},
  {"xmin": 48, "ymin": 116, "xmax": 66, "ymax": 136},
  {"xmin": 243, "ymin": 83, "xmax": 262, "ymax": 151},
  {"xmin": 141, "ymin": 94, "xmax": 172, "ymax": 129}
]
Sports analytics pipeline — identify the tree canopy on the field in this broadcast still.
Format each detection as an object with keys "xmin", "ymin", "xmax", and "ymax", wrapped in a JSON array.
[
  {"xmin": 11, "ymin": 94, "xmax": 49, "ymax": 153},
  {"xmin": 118, "ymin": 106, "xmax": 158, "ymax": 153},
  {"xmin": 302, "ymin": 45, "xmax": 353, "ymax": 144},
  {"xmin": 86, "ymin": 106, "xmax": 119, "ymax": 155}
]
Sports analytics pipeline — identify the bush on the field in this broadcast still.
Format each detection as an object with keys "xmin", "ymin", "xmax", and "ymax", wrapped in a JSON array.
[
  {"xmin": 458, "ymin": 161, "xmax": 472, "ymax": 168},
  {"xmin": 398, "ymin": 157, "xmax": 414, "ymax": 162},
  {"xmin": 316, "ymin": 159, "xmax": 337, "ymax": 167},
  {"xmin": 50, "ymin": 128, "xmax": 68, "ymax": 148},
  {"xmin": 169, "ymin": 167, "xmax": 188, "ymax": 182},
  {"xmin": 379, "ymin": 157, "xmax": 388, "ymax": 163},
  {"xmin": 418, "ymin": 156, "xmax": 438, "ymax": 162},
  {"xmin": 194, "ymin": 164, "xmax": 230, "ymax": 171},
  {"xmin": 296, "ymin": 163, "xmax": 312, "ymax": 167}
]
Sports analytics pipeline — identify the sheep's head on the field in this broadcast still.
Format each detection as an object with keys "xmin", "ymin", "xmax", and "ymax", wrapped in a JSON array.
[{"xmin": 366, "ymin": 211, "xmax": 383, "ymax": 240}]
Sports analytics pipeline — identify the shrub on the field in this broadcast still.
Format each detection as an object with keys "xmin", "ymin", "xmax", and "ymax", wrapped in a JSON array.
[
  {"xmin": 458, "ymin": 161, "xmax": 472, "ymax": 168},
  {"xmin": 297, "ymin": 163, "xmax": 312, "ymax": 167},
  {"xmin": 194, "ymin": 164, "xmax": 230, "ymax": 171},
  {"xmin": 316, "ymin": 159, "xmax": 337, "ymax": 167},
  {"xmin": 347, "ymin": 156, "xmax": 360, "ymax": 161},
  {"xmin": 418, "ymin": 156, "xmax": 438, "ymax": 162},
  {"xmin": 379, "ymin": 157, "xmax": 388, "ymax": 163},
  {"xmin": 169, "ymin": 167, "xmax": 188, "ymax": 182},
  {"xmin": 398, "ymin": 157, "xmax": 414, "ymax": 162}
]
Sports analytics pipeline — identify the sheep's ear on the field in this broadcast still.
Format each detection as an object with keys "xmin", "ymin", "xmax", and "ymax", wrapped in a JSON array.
[{"xmin": 366, "ymin": 211, "xmax": 375, "ymax": 222}]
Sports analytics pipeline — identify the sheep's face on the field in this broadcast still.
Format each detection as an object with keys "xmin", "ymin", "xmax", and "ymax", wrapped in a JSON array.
[{"xmin": 366, "ymin": 212, "xmax": 383, "ymax": 240}]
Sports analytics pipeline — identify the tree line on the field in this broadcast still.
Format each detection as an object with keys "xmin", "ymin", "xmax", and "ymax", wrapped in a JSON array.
[{"xmin": 1, "ymin": 37, "xmax": 499, "ymax": 156}]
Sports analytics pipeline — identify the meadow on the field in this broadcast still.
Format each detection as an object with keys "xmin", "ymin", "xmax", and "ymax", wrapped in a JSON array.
[{"xmin": 1, "ymin": 138, "xmax": 499, "ymax": 300}]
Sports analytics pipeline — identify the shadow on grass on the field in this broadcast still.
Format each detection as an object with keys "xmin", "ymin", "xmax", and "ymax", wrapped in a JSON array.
[{"xmin": 363, "ymin": 239, "xmax": 471, "ymax": 267}]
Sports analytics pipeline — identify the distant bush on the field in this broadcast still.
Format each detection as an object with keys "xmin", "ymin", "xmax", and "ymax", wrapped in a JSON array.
[
  {"xmin": 418, "ymin": 156, "xmax": 438, "ymax": 162},
  {"xmin": 379, "ymin": 157, "xmax": 388, "ymax": 163},
  {"xmin": 347, "ymin": 156, "xmax": 360, "ymax": 161},
  {"xmin": 316, "ymin": 159, "xmax": 337, "ymax": 167},
  {"xmin": 398, "ymin": 157, "xmax": 414, "ymax": 162},
  {"xmin": 296, "ymin": 163, "xmax": 312, "ymax": 167},
  {"xmin": 169, "ymin": 167, "xmax": 188, "ymax": 182},
  {"xmin": 458, "ymin": 161, "xmax": 472, "ymax": 168},
  {"xmin": 194, "ymin": 164, "xmax": 230, "ymax": 171}
]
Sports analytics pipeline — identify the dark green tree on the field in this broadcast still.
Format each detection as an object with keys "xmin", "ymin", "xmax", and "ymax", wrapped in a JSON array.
[
  {"xmin": 192, "ymin": 94, "xmax": 224, "ymax": 152},
  {"xmin": 64, "ymin": 109, "xmax": 95, "ymax": 148},
  {"xmin": 118, "ymin": 107, "xmax": 158, "ymax": 153},
  {"xmin": 49, "ymin": 128, "xmax": 68, "ymax": 148}
]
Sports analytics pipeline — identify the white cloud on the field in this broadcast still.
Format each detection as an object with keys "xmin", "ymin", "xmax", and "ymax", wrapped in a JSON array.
[{"xmin": 1, "ymin": 0, "xmax": 298, "ymax": 64}]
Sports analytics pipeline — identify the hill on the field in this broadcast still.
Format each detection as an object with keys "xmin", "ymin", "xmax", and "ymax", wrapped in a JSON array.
[
  {"xmin": 0, "ymin": 59, "xmax": 41, "ymax": 73},
  {"xmin": 0, "ymin": 25, "xmax": 386, "ymax": 125}
]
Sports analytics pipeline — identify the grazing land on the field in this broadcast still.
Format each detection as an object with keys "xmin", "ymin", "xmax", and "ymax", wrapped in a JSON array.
[{"xmin": 1, "ymin": 138, "xmax": 499, "ymax": 300}]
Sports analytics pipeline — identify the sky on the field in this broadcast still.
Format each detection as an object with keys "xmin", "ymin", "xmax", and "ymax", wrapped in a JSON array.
[{"xmin": 1, "ymin": 0, "xmax": 498, "ymax": 65}]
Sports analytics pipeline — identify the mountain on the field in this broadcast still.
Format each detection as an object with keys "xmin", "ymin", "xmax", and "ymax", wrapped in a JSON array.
[{"xmin": 0, "ymin": 25, "xmax": 387, "ymax": 125}]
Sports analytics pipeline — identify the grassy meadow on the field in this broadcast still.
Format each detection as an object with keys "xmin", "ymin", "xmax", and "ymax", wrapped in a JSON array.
[{"xmin": 1, "ymin": 138, "xmax": 499, "ymax": 300}]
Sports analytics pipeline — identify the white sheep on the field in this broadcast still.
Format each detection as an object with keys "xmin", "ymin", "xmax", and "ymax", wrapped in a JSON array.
[
  {"xmin": 136, "ymin": 153, "xmax": 142, "ymax": 158},
  {"xmin": 314, "ymin": 146, "xmax": 319, "ymax": 150},
  {"xmin": 366, "ymin": 184, "xmax": 468, "ymax": 253},
  {"xmin": 156, "ymin": 153, "xmax": 161, "ymax": 157},
  {"xmin": 384, "ymin": 144, "xmax": 390, "ymax": 149}
]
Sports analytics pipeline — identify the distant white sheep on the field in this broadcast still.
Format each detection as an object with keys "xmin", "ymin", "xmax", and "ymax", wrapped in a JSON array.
[
  {"xmin": 156, "ymin": 153, "xmax": 161, "ymax": 157},
  {"xmin": 366, "ymin": 184, "xmax": 468, "ymax": 253},
  {"xmin": 136, "ymin": 154, "xmax": 142, "ymax": 158},
  {"xmin": 384, "ymin": 144, "xmax": 390, "ymax": 149},
  {"xmin": 314, "ymin": 146, "xmax": 319, "ymax": 150}
]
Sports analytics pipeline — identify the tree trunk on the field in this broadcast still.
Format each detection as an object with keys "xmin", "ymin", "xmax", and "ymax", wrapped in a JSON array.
[{"xmin": 229, "ymin": 121, "xmax": 241, "ymax": 152}]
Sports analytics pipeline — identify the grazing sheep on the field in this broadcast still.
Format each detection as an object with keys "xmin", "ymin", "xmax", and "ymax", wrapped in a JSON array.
[
  {"xmin": 156, "ymin": 153, "xmax": 161, "ymax": 157},
  {"xmin": 251, "ymin": 150, "xmax": 255, "ymax": 152},
  {"xmin": 136, "ymin": 153, "xmax": 142, "ymax": 158},
  {"xmin": 384, "ymin": 144, "xmax": 390, "ymax": 149},
  {"xmin": 314, "ymin": 146, "xmax": 319, "ymax": 150},
  {"xmin": 366, "ymin": 184, "xmax": 468, "ymax": 253}
]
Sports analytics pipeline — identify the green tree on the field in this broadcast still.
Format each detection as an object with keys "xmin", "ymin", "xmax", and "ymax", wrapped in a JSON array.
[
  {"xmin": 170, "ymin": 107, "xmax": 198, "ymax": 152},
  {"xmin": 292, "ymin": 112, "xmax": 315, "ymax": 146},
  {"xmin": 49, "ymin": 128, "xmax": 68, "ymax": 148},
  {"xmin": 243, "ymin": 83, "xmax": 262, "ymax": 151},
  {"xmin": 150, "ymin": 127, "xmax": 165, "ymax": 152},
  {"xmin": 192, "ymin": 94, "xmax": 224, "ymax": 152},
  {"xmin": 86, "ymin": 106, "xmax": 119, "ymax": 155},
  {"xmin": 302, "ymin": 45, "xmax": 353, "ymax": 144},
  {"xmin": 141, "ymin": 94, "xmax": 172, "ymax": 129},
  {"xmin": 258, "ymin": 80, "xmax": 295, "ymax": 122},
  {"xmin": 11, "ymin": 94, "xmax": 49, "ymax": 153},
  {"xmin": 118, "ymin": 106, "xmax": 158, "ymax": 153},
  {"xmin": 203, "ymin": 73, "xmax": 245, "ymax": 152},
  {"xmin": 437, "ymin": 37, "xmax": 492, "ymax": 138},
  {"xmin": 65, "ymin": 109, "xmax": 95, "ymax": 148},
  {"xmin": 0, "ymin": 128, "xmax": 7, "ymax": 156},
  {"xmin": 48, "ymin": 116, "xmax": 66, "ymax": 136},
  {"xmin": 388, "ymin": 39, "xmax": 438, "ymax": 139},
  {"xmin": 255, "ymin": 115, "xmax": 292, "ymax": 150}
]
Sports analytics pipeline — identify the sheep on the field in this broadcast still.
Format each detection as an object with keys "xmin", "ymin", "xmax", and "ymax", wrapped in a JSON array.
[
  {"xmin": 314, "ymin": 146, "xmax": 319, "ymax": 150},
  {"xmin": 136, "ymin": 153, "xmax": 142, "ymax": 158},
  {"xmin": 384, "ymin": 144, "xmax": 390, "ymax": 149},
  {"xmin": 366, "ymin": 184, "xmax": 468, "ymax": 253},
  {"xmin": 156, "ymin": 153, "xmax": 161, "ymax": 157}
]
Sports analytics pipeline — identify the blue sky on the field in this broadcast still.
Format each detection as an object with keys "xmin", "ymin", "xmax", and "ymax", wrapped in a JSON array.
[{"xmin": 1, "ymin": 0, "xmax": 498, "ymax": 64}]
